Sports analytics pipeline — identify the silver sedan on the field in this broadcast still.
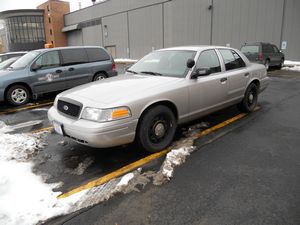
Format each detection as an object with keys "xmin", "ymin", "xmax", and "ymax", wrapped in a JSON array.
[{"xmin": 48, "ymin": 46, "xmax": 269, "ymax": 152}]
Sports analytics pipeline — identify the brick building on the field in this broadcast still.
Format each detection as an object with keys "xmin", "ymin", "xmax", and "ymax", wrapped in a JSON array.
[{"xmin": 37, "ymin": 0, "xmax": 70, "ymax": 47}]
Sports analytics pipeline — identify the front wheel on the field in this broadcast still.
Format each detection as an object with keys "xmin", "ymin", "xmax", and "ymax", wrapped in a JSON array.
[
  {"xmin": 6, "ymin": 85, "xmax": 30, "ymax": 106},
  {"xmin": 237, "ymin": 83, "xmax": 258, "ymax": 113},
  {"xmin": 137, "ymin": 105, "xmax": 177, "ymax": 153}
]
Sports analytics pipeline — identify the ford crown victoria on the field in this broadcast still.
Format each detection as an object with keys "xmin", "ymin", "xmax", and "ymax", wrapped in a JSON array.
[{"xmin": 48, "ymin": 46, "xmax": 269, "ymax": 152}]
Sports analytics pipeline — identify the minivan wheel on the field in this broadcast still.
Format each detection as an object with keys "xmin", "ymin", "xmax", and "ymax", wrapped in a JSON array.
[
  {"xmin": 6, "ymin": 85, "xmax": 30, "ymax": 106},
  {"xmin": 278, "ymin": 58, "xmax": 284, "ymax": 69},
  {"xmin": 137, "ymin": 105, "xmax": 177, "ymax": 153},
  {"xmin": 237, "ymin": 83, "xmax": 258, "ymax": 113},
  {"xmin": 93, "ymin": 73, "xmax": 107, "ymax": 81}
]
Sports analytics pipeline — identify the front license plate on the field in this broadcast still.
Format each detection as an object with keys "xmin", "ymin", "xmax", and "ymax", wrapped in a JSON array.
[{"xmin": 53, "ymin": 121, "xmax": 63, "ymax": 136}]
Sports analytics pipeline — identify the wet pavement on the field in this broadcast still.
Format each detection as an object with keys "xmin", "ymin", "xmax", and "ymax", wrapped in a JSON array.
[{"xmin": 1, "ymin": 69, "xmax": 299, "ymax": 225}]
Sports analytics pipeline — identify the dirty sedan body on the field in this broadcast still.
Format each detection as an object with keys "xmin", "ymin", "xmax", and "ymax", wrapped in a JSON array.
[{"xmin": 48, "ymin": 46, "xmax": 269, "ymax": 152}]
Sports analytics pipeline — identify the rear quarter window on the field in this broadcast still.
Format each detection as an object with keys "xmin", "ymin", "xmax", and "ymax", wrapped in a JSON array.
[
  {"xmin": 86, "ymin": 48, "xmax": 111, "ymax": 62},
  {"xmin": 61, "ymin": 48, "xmax": 89, "ymax": 66}
]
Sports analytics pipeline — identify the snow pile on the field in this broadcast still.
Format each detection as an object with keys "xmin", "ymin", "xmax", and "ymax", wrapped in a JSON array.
[
  {"xmin": 114, "ymin": 58, "xmax": 138, "ymax": 64},
  {"xmin": 161, "ymin": 147, "xmax": 195, "ymax": 178},
  {"xmin": 0, "ymin": 133, "xmax": 45, "ymax": 162},
  {"xmin": 283, "ymin": 60, "xmax": 300, "ymax": 72}
]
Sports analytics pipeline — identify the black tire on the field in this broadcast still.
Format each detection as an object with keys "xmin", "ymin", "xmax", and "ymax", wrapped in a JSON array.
[
  {"xmin": 264, "ymin": 59, "xmax": 270, "ymax": 71},
  {"xmin": 6, "ymin": 85, "xmax": 30, "ymax": 106},
  {"xmin": 93, "ymin": 72, "xmax": 107, "ymax": 81},
  {"xmin": 137, "ymin": 105, "xmax": 177, "ymax": 153},
  {"xmin": 237, "ymin": 83, "xmax": 258, "ymax": 113}
]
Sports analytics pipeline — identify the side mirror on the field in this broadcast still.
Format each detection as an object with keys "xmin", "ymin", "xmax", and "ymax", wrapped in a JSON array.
[
  {"xmin": 186, "ymin": 58, "xmax": 195, "ymax": 68},
  {"xmin": 31, "ymin": 63, "xmax": 42, "ymax": 71},
  {"xmin": 191, "ymin": 68, "xmax": 211, "ymax": 79}
]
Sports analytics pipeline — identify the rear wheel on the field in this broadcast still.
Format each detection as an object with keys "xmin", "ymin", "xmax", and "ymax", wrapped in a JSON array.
[
  {"xmin": 137, "ymin": 105, "xmax": 177, "ymax": 153},
  {"xmin": 6, "ymin": 85, "xmax": 30, "ymax": 106},
  {"xmin": 278, "ymin": 58, "xmax": 284, "ymax": 69},
  {"xmin": 93, "ymin": 72, "xmax": 107, "ymax": 81},
  {"xmin": 237, "ymin": 83, "xmax": 258, "ymax": 113}
]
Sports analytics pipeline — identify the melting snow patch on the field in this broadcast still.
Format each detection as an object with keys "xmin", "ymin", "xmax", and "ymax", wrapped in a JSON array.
[
  {"xmin": 117, "ymin": 172, "xmax": 135, "ymax": 187},
  {"xmin": 283, "ymin": 60, "xmax": 300, "ymax": 72}
]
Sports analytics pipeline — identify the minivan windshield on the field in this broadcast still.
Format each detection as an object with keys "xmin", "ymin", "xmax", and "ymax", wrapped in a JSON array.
[
  {"xmin": 241, "ymin": 45, "xmax": 259, "ymax": 54},
  {"xmin": 9, "ymin": 51, "xmax": 40, "ymax": 70},
  {"xmin": 128, "ymin": 50, "xmax": 196, "ymax": 78}
]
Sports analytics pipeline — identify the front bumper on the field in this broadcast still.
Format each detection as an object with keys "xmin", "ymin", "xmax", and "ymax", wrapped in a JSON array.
[{"xmin": 48, "ymin": 106, "xmax": 138, "ymax": 148}]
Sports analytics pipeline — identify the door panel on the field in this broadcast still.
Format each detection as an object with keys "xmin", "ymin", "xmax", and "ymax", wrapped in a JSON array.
[
  {"xmin": 60, "ymin": 48, "xmax": 93, "ymax": 89},
  {"xmin": 29, "ymin": 50, "xmax": 67, "ymax": 94},
  {"xmin": 188, "ymin": 74, "xmax": 228, "ymax": 116}
]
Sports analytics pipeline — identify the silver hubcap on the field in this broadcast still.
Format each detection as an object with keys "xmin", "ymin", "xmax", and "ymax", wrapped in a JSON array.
[
  {"xmin": 248, "ymin": 92, "xmax": 254, "ymax": 104},
  {"xmin": 154, "ymin": 123, "xmax": 166, "ymax": 138},
  {"xmin": 95, "ymin": 75, "xmax": 105, "ymax": 81},
  {"xmin": 11, "ymin": 88, "xmax": 27, "ymax": 103}
]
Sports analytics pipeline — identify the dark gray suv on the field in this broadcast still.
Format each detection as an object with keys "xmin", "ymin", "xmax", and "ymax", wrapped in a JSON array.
[
  {"xmin": 0, "ymin": 46, "xmax": 117, "ymax": 106},
  {"xmin": 240, "ymin": 42, "xmax": 284, "ymax": 70}
]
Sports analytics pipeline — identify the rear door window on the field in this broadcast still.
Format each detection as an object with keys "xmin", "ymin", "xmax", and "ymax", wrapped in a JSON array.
[
  {"xmin": 241, "ymin": 45, "xmax": 259, "ymax": 54},
  {"xmin": 219, "ymin": 49, "xmax": 246, "ymax": 71},
  {"xmin": 61, "ymin": 48, "xmax": 89, "ymax": 66},
  {"xmin": 86, "ymin": 48, "xmax": 111, "ymax": 62},
  {"xmin": 196, "ymin": 50, "xmax": 221, "ymax": 74}
]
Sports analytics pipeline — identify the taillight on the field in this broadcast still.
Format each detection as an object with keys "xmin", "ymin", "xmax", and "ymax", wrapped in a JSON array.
[
  {"xmin": 112, "ymin": 63, "xmax": 116, "ymax": 71},
  {"xmin": 259, "ymin": 53, "xmax": 264, "ymax": 61}
]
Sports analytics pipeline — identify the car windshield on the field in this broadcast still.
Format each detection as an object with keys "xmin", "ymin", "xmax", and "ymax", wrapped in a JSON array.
[
  {"xmin": 0, "ymin": 57, "xmax": 20, "ymax": 70},
  {"xmin": 241, "ymin": 45, "xmax": 259, "ymax": 54},
  {"xmin": 9, "ymin": 51, "xmax": 40, "ymax": 70},
  {"xmin": 129, "ymin": 50, "xmax": 196, "ymax": 78}
]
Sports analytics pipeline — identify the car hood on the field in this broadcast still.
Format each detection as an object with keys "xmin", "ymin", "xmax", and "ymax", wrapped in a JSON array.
[
  {"xmin": 61, "ymin": 74, "xmax": 183, "ymax": 105},
  {"xmin": 0, "ymin": 69, "xmax": 17, "ymax": 77}
]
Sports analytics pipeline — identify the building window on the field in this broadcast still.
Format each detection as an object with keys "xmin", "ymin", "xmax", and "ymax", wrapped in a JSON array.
[
  {"xmin": 48, "ymin": 17, "xmax": 51, "ymax": 24},
  {"xmin": 50, "ymin": 29, "xmax": 52, "ymax": 35},
  {"xmin": 47, "ymin": 5, "xmax": 50, "ymax": 12},
  {"xmin": 6, "ymin": 15, "xmax": 45, "ymax": 44}
]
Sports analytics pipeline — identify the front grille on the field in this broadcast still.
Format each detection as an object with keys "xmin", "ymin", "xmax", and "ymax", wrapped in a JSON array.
[{"xmin": 57, "ymin": 99, "xmax": 82, "ymax": 118}]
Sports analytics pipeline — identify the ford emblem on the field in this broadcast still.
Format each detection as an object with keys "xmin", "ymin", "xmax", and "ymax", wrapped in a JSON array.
[{"xmin": 63, "ymin": 105, "xmax": 69, "ymax": 111}]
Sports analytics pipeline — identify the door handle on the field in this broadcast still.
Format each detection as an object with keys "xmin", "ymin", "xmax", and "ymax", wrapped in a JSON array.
[
  {"xmin": 244, "ymin": 72, "xmax": 250, "ymax": 77},
  {"xmin": 220, "ymin": 77, "xmax": 227, "ymax": 83},
  {"xmin": 68, "ymin": 67, "xmax": 74, "ymax": 71},
  {"xmin": 56, "ymin": 69, "xmax": 62, "ymax": 73}
]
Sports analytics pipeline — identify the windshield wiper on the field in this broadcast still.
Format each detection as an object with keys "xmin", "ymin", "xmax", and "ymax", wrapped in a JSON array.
[
  {"xmin": 126, "ymin": 69, "xmax": 138, "ymax": 74},
  {"xmin": 140, "ymin": 71, "xmax": 162, "ymax": 76}
]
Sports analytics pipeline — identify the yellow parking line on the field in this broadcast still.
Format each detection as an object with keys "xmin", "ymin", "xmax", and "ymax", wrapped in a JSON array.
[
  {"xmin": 58, "ymin": 109, "xmax": 258, "ymax": 199},
  {"xmin": 31, "ymin": 126, "xmax": 53, "ymax": 133},
  {"xmin": 0, "ymin": 101, "xmax": 53, "ymax": 115}
]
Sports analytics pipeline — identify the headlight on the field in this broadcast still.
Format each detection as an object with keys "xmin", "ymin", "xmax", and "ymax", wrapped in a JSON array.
[{"xmin": 81, "ymin": 106, "xmax": 131, "ymax": 122}]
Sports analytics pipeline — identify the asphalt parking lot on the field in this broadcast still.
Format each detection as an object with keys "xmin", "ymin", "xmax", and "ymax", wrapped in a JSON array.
[{"xmin": 1, "ymin": 69, "xmax": 299, "ymax": 225}]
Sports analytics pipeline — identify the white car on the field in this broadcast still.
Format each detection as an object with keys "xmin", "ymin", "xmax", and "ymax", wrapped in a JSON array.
[{"xmin": 48, "ymin": 46, "xmax": 269, "ymax": 152}]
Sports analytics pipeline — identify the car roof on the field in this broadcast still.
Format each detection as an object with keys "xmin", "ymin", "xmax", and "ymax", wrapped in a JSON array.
[
  {"xmin": 158, "ymin": 45, "xmax": 236, "ymax": 51},
  {"xmin": 32, "ymin": 46, "xmax": 105, "ymax": 53},
  {"xmin": 0, "ymin": 51, "xmax": 27, "ymax": 56},
  {"xmin": 242, "ymin": 42, "xmax": 272, "ymax": 46}
]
